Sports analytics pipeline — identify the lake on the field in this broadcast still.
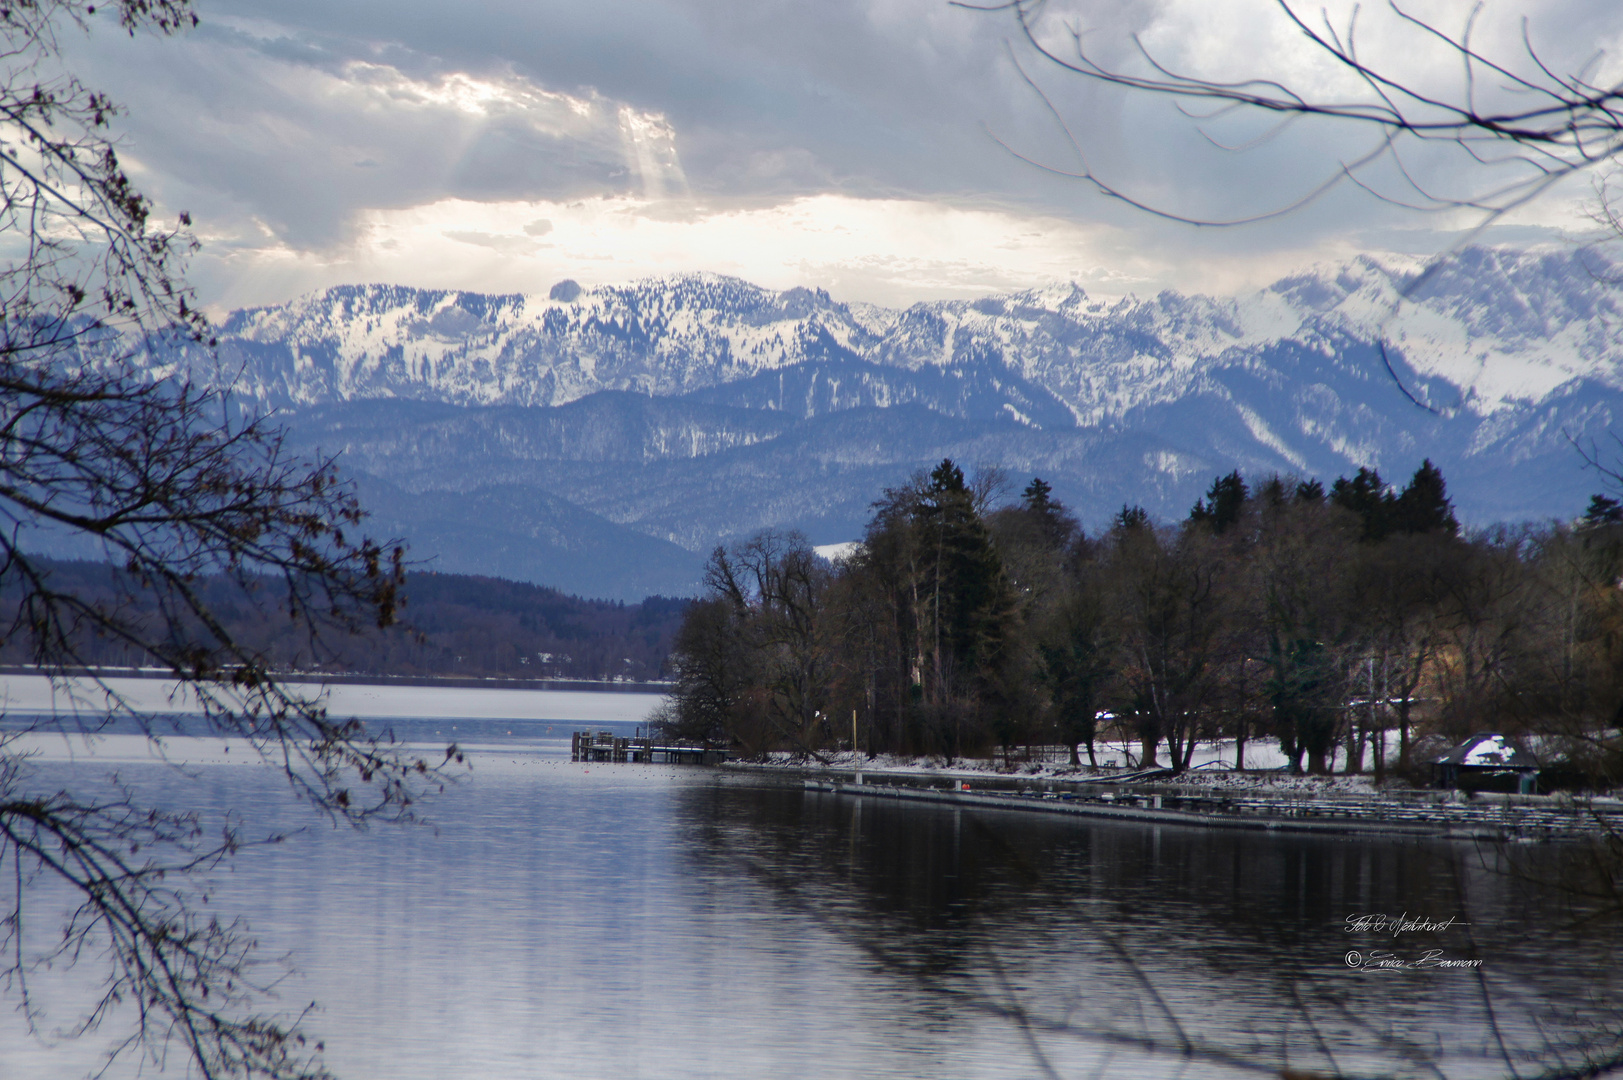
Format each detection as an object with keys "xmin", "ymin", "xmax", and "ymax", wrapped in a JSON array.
[{"xmin": 2, "ymin": 694, "xmax": 1620, "ymax": 1080}]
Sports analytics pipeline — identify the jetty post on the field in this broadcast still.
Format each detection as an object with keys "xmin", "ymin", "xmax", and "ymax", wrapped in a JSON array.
[{"xmin": 853, "ymin": 710, "xmax": 862, "ymax": 785}]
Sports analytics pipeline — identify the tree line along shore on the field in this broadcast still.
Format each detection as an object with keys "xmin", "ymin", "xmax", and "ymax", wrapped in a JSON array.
[{"xmin": 655, "ymin": 458, "xmax": 1623, "ymax": 789}]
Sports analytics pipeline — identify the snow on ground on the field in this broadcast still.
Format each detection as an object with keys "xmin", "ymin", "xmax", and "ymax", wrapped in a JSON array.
[{"xmin": 733, "ymin": 738, "xmax": 1396, "ymax": 794}]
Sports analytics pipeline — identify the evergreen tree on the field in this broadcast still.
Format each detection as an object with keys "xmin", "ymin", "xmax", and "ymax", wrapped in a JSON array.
[
  {"xmin": 1115, "ymin": 504, "xmax": 1152, "ymax": 532},
  {"xmin": 1393, "ymin": 459, "xmax": 1460, "ymax": 536},
  {"xmin": 923, "ymin": 461, "xmax": 1017, "ymax": 697},
  {"xmin": 1019, "ymin": 476, "xmax": 1077, "ymax": 550},
  {"xmin": 1257, "ymin": 474, "xmax": 1289, "ymax": 508},
  {"xmin": 1330, "ymin": 467, "xmax": 1394, "ymax": 541},
  {"xmin": 1023, "ymin": 476, "xmax": 1057, "ymax": 514},
  {"xmin": 1583, "ymin": 494, "xmax": 1623, "ymax": 527},
  {"xmin": 1189, "ymin": 471, "xmax": 1249, "ymax": 534},
  {"xmin": 854, "ymin": 459, "xmax": 1025, "ymax": 758}
]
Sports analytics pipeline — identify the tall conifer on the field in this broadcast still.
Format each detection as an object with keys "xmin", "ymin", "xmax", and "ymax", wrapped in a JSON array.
[{"xmin": 1393, "ymin": 459, "xmax": 1459, "ymax": 536}]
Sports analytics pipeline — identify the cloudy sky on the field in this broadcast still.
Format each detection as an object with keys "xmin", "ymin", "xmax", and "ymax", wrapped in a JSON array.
[{"xmin": 75, "ymin": 0, "xmax": 1623, "ymax": 311}]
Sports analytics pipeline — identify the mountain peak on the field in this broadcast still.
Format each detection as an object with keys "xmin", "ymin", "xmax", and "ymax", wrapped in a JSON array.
[
  {"xmin": 158, "ymin": 243, "xmax": 1623, "ymax": 597},
  {"xmin": 182, "ymin": 242, "xmax": 1623, "ymax": 427}
]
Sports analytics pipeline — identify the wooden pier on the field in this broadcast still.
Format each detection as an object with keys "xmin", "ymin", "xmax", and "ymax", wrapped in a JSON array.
[{"xmin": 570, "ymin": 730, "xmax": 728, "ymax": 765}]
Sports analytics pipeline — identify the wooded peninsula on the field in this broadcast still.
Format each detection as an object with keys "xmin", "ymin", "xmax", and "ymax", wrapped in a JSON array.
[{"xmin": 656, "ymin": 459, "xmax": 1623, "ymax": 786}]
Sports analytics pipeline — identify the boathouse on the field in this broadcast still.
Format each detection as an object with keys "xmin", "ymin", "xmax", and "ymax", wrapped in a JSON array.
[{"xmin": 1432, "ymin": 733, "xmax": 1539, "ymax": 794}]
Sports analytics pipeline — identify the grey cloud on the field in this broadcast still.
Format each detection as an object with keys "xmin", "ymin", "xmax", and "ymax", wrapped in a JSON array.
[
  {"xmin": 66, "ymin": 0, "xmax": 1623, "ymax": 286},
  {"xmin": 442, "ymin": 231, "xmax": 546, "ymax": 255},
  {"xmin": 79, "ymin": 1, "xmax": 1120, "ymax": 232},
  {"xmin": 71, "ymin": 16, "xmax": 664, "ymax": 246}
]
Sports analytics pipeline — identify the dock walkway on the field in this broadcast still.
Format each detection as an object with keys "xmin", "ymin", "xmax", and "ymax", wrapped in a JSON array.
[{"xmin": 803, "ymin": 779, "xmax": 1623, "ymax": 841}]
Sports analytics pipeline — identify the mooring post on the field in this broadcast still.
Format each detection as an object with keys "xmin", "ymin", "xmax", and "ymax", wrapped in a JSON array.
[{"xmin": 853, "ymin": 709, "xmax": 862, "ymax": 786}]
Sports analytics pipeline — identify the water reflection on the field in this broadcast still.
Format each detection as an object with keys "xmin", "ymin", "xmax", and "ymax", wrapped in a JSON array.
[
  {"xmin": 688, "ymin": 779, "xmax": 1623, "ymax": 1078},
  {"xmin": 2, "ymin": 756, "xmax": 1619, "ymax": 1080}
]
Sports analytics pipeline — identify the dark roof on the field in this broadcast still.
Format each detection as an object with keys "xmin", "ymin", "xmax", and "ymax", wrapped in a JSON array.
[{"xmin": 1433, "ymin": 733, "xmax": 1538, "ymax": 769}]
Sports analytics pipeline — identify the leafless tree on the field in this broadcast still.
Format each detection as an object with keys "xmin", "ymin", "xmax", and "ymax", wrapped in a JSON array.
[
  {"xmin": 703, "ymin": 531, "xmax": 835, "ymax": 755},
  {"xmin": 966, "ymin": 0, "xmax": 1623, "ymax": 227},
  {"xmin": 0, "ymin": 3, "xmax": 445, "ymax": 1077},
  {"xmin": 965, "ymin": 0, "xmax": 1623, "ymax": 411}
]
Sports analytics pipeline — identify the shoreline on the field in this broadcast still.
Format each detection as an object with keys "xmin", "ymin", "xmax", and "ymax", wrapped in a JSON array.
[
  {"xmin": 797, "ymin": 776, "xmax": 1623, "ymax": 841},
  {"xmin": 0, "ymin": 665, "xmax": 671, "ymax": 694},
  {"xmin": 725, "ymin": 755, "xmax": 1623, "ymax": 841},
  {"xmin": 724, "ymin": 748, "xmax": 1380, "ymax": 794}
]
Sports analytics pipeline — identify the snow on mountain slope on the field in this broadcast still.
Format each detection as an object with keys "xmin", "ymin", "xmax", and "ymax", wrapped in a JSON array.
[
  {"xmin": 191, "ymin": 247, "xmax": 1623, "ymax": 433},
  {"xmin": 208, "ymin": 274, "xmax": 876, "ymax": 409},
  {"xmin": 137, "ymin": 243, "xmax": 1623, "ymax": 600}
]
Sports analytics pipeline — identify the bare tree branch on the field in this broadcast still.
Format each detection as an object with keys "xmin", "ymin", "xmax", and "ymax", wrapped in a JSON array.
[
  {"xmin": 0, "ymin": 4, "xmax": 448, "ymax": 1076},
  {"xmin": 962, "ymin": 0, "xmax": 1623, "ymax": 410}
]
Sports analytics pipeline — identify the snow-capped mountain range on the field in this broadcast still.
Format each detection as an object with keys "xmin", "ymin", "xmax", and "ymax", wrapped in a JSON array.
[{"xmin": 155, "ymin": 245, "xmax": 1623, "ymax": 599}]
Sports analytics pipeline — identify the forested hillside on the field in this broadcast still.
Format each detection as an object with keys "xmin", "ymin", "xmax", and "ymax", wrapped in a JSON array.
[{"xmin": 0, "ymin": 561, "xmax": 687, "ymax": 683}]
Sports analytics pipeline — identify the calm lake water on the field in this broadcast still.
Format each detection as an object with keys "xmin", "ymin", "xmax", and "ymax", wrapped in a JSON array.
[{"xmin": 4, "ymin": 712, "xmax": 1622, "ymax": 1080}]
